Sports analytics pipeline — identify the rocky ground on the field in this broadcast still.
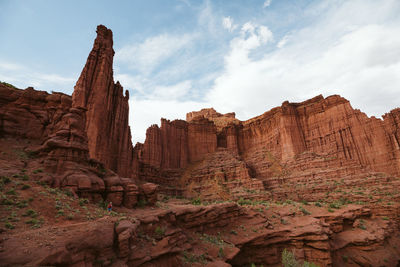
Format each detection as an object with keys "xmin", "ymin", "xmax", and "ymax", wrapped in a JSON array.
[{"xmin": 1, "ymin": 137, "xmax": 400, "ymax": 266}]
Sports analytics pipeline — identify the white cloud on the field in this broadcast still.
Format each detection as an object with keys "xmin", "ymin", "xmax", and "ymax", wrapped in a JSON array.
[
  {"xmin": 115, "ymin": 33, "xmax": 194, "ymax": 74},
  {"xmin": 129, "ymin": 98, "xmax": 208, "ymax": 143},
  {"xmin": 150, "ymin": 80, "xmax": 192, "ymax": 101},
  {"xmin": 0, "ymin": 61, "xmax": 23, "ymax": 71},
  {"xmin": 0, "ymin": 59, "xmax": 75, "ymax": 93},
  {"xmin": 198, "ymin": 0, "xmax": 218, "ymax": 35},
  {"xmin": 222, "ymin": 16, "xmax": 237, "ymax": 32},
  {"xmin": 207, "ymin": 0, "xmax": 400, "ymax": 120},
  {"xmin": 277, "ymin": 34, "xmax": 290, "ymax": 48},
  {"xmin": 263, "ymin": 0, "xmax": 271, "ymax": 8},
  {"xmin": 225, "ymin": 22, "xmax": 273, "ymax": 69}
]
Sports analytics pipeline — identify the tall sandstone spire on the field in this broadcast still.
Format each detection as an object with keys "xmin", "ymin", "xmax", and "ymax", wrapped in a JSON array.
[{"xmin": 72, "ymin": 25, "xmax": 134, "ymax": 177}]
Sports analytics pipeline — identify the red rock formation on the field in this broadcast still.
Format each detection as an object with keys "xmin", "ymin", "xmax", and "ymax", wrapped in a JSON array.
[
  {"xmin": 72, "ymin": 25, "xmax": 134, "ymax": 177},
  {"xmin": 187, "ymin": 116, "xmax": 217, "ymax": 162},
  {"xmin": 187, "ymin": 107, "xmax": 239, "ymax": 131},
  {"xmin": 0, "ymin": 84, "xmax": 71, "ymax": 139},
  {"xmin": 137, "ymin": 117, "xmax": 217, "ymax": 187},
  {"xmin": 237, "ymin": 95, "xmax": 400, "ymax": 179}
]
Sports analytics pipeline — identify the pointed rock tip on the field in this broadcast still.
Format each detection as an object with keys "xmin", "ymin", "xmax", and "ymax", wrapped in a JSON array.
[{"xmin": 96, "ymin": 24, "xmax": 113, "ymax": 40}]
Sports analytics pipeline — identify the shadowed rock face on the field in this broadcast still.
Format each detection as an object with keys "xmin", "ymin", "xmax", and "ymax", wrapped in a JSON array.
[{"xmin": 72, "ymin": 25, "xmax": 134, "ymax": 178}]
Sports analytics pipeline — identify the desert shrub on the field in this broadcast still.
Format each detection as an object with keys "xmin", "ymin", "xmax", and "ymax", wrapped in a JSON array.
[
  {"xmin": 300, "ymin": 206, "xmax": 311, "ymax": 215},
  {"xmin": 33, "ymin": 169, "xmax": 43, "ymax": 174},
  {"xmin": 23, "ymin": 209, "xmax": 37, "ymax": 218},
  {"xmin": 237, "ymin": 197, "xmax": 253, "ymax": 206},
  {"xmin": 282, "ymin": 249, "xmax": 319, "ymax": 267},
  {"xmin": 21, "ymin": 184, "xmax": 31, "ymax": 190},
  {"xmin": 6, "ymin": 188, "xmax": 16, "ymax": 195},
  {"xmin": 1, "ymin": 176, "xmax": 11, "ymax": 184},
  {"xmin": 5, "ymin": 222, "xmax": 15, "ymax": 229},
  {"xmin": 1, "ymin": 81, "xmax": 17, "ymax": 89},
  {"xmin": 182, "ymin": 251, "xmax": 207, "ymax": 264},
  {"xmin": 191, "ymin": 197, "xmax": 202, "ymax": 205},
  {"xmin": 154, "ymin": 226, "xmax": 165, "ymax": 237},
  {"xmin": 79, "ymin": 198, "xmax": 89, "ymax": 206},
  {"xmin": 218, "ymin": 247, "xmax": 225, "ymax": 258},
  {"xmin": 137, "ymin": 199, "xmax": 147, "ymax": 207},
  {"xmin": 282, "ymin": 249, "xmax": 297, "ymax": 267}
]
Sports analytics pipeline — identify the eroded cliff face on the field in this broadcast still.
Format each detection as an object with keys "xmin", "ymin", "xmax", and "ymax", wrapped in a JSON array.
[
  {"xmin": 0, "ymin": 85, "xmax": 71, "ymax": 139},
  {"xmin": 72, "ymin": 25, "xmax": 134, "ymax": 177},
  {"xmin": 236, "ymin": 94, "xmax": 400, "ymax": 180}
]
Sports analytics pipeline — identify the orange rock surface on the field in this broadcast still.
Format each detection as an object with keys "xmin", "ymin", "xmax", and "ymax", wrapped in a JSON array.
[{"xmin": 73, "ymin": 25, "xmax": 134, "ymax": 178}]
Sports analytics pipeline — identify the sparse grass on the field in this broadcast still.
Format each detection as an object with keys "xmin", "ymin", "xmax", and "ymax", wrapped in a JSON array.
[
  {"xmin": 5, "ymin": 222, "xmax": 15, "ymax": 229},
  {"xmin": 137, "ymin": 199, "xmax": 147, "ymax": 208},
  {"xmin": 191, "ymin": 197, "xmax": 202, "ymax": 205},
  {"xmin": 32, "ymin": 168, "xmax": 43, "ymax": 174},
  {"xmin": 200, "ymin": 233, "xmax": 225, "ymax": 247},
  {"xmin": 182, "ymin": 251, "xmax": 207, "ymax": 264},
  {"xmin": 1, "ymin": 81, "xmax": 17, "ymax": 89},
  {"xmin": 358, "ymin": 219, "xmax": 366, "ymax": 230},
  {"xmin": 1, "ymin": 176, "xmax": 11, "ymax": 184},
  {"xmin": 23, "ymin": 209, "xmax": 37, "ymax": 218},
  {"xmin": 17, "ymin": 200, "xmax": 28, "ymax": 208},
  {"xmin": 300, "ymin": 200, "xmax": 309, "ymax": 205},
  {"xmin": 218, "ymin": 247, "xmax": 225, "ymax": 258},
  {"xmin": 282, "ymin": 248, "xmax": 319, "ymax": 267},
  {"xmin": 154, "ymin": 226, "xmax": 165, "ymax": 238},
  {"xmin": 21, "ymin": 184, "xmax": 31, "ymax": 190},
  {"xmin": 299, "ymin": 206, "xmax": 311, "ymax": 215},
  {"xmin": 6, "ymin": 188, "xmax": 17, "ymax": 195},
  {"xmin": 79, "ymin": 198, "xmax": 89, "ymax": 206}
]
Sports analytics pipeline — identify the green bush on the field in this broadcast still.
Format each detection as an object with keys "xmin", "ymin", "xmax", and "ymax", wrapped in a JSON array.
[
  {"xmin": 25, "ymin": 218, "xmax": 39, "ymax": 225},
  {"xmin": 33, "ymin": 169, "xmax": 43, "ymax": 174},
  {"xmin": 300, "ymin": 206, "xmax": 311, "ymax": 215},
  {"xmin": 21, "ymin": 184, "xmax": 31, "ymax": 190},
  {"xmin": 282, "ymin": 249, "xmax": 297, "ymax": 267},
  {"xmin": 0, "ymin": 81, "xmax": 17, "ymax": 89},
  {"xmin": 218, "ymin": 247, "xmax": 225, "ymax": 258},
  {"xmin": 79, "ymin": 198, "xmax": 89, "ymax": 206},
  {"xmin": 191, "ymin": 197, "xmax": 202, "ymax": 205},
  {"xmin": 6, "ymin": 189, "xmax": 16, "ymax": 195},
  {"xmin": 1, "ymin": 176, "xmax": 11, "ymax": 184},
  {"xmin": 23, "ymin": 209, "xmax": 37, "ymax": 218},
  {"xmin": 282, "ymin": 249, "xmax": 319, "ymax": 267},
  {"xmin": 5, "ymin": 222, "xmax": 15, "ymax": 229},
  {"xmin": 137, "ymin": 199, "xmax": 147, "ymax": 207},
  {"xmin": 237, "ymin": 197, "xmax": 253, "ymax": 206},
  {"xmin": 154, "ymin": 226, "xmax": 165, "ymax": 237}
]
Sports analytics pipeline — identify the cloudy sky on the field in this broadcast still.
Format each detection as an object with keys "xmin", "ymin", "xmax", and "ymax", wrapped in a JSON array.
[{"xmin": 1, "ymin": 0, "xmax": 400, "ymax": 143}]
